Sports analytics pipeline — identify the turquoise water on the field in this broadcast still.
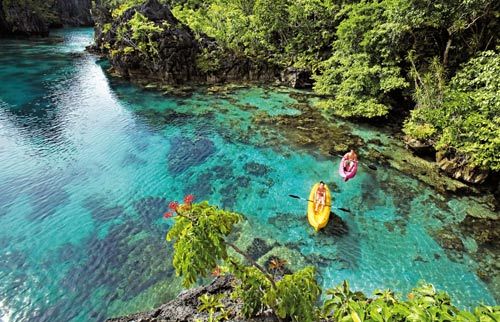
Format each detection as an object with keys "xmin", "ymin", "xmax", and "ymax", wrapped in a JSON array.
[{"xmin": 0, "ymin": 28, "xmax": 497, "ymax": 321}]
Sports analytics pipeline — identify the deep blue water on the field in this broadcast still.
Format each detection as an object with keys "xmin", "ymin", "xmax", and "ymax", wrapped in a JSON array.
[{"xmin": 0, "ymin": 28, "xmax": 497, "ymax": 321}]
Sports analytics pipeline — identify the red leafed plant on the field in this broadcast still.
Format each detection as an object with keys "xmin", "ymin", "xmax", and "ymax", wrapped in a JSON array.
[
  {"xmin": 184, "ymin": 194, "xmax": 194, "ymax": 205},
  {"xmin": 163, "ymin": 195, "xmax": 195, "ymax": 219},
  {"xmin": 168, "ymin": 201, "xmax": 179, "ymax": 211}
]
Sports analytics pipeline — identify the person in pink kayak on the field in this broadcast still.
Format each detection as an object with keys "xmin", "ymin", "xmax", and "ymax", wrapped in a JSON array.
[
  {"xmin": 314, "ymin": 181, "xmax": 327, "ymax": 213},
  {"xmin": 343, "ymin": 149, "xmax": 358, "ymax": 172}
]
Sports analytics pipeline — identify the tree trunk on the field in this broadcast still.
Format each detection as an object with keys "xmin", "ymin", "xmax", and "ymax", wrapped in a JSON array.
[{"xmin": 443, "ymin": 31, "xmax": 453, "ymax": 68}]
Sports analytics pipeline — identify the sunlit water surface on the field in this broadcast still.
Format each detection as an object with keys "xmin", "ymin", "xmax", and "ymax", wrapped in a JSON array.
[{"xmin": 0, "ymin": 28, "xmax": 496, "ymax": 321}]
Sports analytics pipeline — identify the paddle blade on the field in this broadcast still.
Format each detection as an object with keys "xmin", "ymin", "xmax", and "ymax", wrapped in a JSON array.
[
  {"xmin": 288, "ymin": 194, "xmax": 301, "ymax": 199},
  {"xmin": 338, "ymin": 207, "xmax": 351, "ymax": 213},
  {"xmin": 368, "ymin": 164, "xmax": 377, "ymax": 170}
]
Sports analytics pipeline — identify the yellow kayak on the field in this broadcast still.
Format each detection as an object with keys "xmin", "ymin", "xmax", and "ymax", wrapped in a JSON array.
[{"xmin": 307, "ymin": 183, "xmax": 331, "ymax": 231}]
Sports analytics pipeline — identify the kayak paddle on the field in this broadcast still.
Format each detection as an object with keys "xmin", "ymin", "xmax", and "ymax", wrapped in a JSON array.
[{"xmin": 288, "ymin": 194, "xmax": 351, "ymax": 213}]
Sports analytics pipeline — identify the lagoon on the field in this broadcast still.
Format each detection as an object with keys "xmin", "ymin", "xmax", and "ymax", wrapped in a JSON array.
[{"xmin": 0, "ymin": 28, "xmax": 496, "ymax": 321}]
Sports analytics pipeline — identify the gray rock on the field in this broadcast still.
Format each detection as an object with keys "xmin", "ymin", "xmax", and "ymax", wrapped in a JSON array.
[
  {"xmin": 90, "ymin": 0, "xmax": 280, "ymax": 86},
  {"xmin": 280, "ymin": 67, "xmax": 312, "ymax": 89},
  {"xmin": 106, "ymin": 275, "xmax": 278, "ymax": 322},
  {"xmin": 0, "ymin": 0, "xmax": 92, "ymax": 36},
  {"xmin": 54, "ymin": 0, "xmax": 93, "ymax": 26},
  {"xmin": 436, "ymin": 150, "xmax": 489, "ymax": 184}
]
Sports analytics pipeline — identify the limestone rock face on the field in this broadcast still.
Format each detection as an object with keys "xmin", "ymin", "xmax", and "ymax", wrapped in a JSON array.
[
  {"xmin": 280, "ymin": 67, "xmax": 312, "ymax": 89},
  {"xmin": 0, "ymin": 1, "xmax": 49, "ymax": 36},
  {"xmin": 436, "ymin": 150, "xmax": 489, "ymax": 184},
  {"xmin": 403, "ymin": 135, "xmax": 435, "ymax": 156},
  {"xmin": 54, "ymin": 0, "xmax": 93, "ymax": 26},
  {"xmin": 90, "ymin": 0, "xmax": 279, "ymax": 85},
  {"xmin": 0, "ymin": 0, "xmax": 92, "ymax": 36}
]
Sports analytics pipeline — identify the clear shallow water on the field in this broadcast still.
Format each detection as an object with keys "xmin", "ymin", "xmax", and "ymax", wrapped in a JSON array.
[{"xmin": 0, "ymin": 28, "xmax": 496, "ymax": 321}]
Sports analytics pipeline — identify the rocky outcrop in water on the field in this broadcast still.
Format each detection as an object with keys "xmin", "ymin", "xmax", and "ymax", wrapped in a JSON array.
[
  {"xmin": 90, "ymin": 0, "xmax": 280, "ymax": 86},
  {"xmin": 436, "ymin": 150, "xmax": 490, "ymax": 184},
  {"xmin": 0, "ymin": 0, "xmax": 92, "ymax": 36}
]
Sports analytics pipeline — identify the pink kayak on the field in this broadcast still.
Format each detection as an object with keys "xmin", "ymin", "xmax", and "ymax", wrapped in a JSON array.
[{"xmin": 339, "ymin": 156, "xmax": 358, "ymax": 181}]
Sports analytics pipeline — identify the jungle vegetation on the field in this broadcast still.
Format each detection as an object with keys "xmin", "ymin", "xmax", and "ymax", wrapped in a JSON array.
[
  {"xmin": 164, "ymin": 198, "xmax": 499, "ymax": 322},
  {"xmin": 97, "ymin": 0, "xmax": 499, "ymax": 172}
]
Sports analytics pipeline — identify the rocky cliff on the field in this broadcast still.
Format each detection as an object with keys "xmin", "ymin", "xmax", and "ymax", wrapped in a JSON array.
[
  {"xmin": 0, "ymin": 0, "xmax": 92, "ymax": 36},
  {"xmin": 90, "ymin": 0, "xmax": 281, "ymax": 86},
  {"xmin": 106, "ymin": 275, "xmax": 277, "ymax": 322},
  {"xmin": 53, "ymin": 0, "xmax": 93, "ymax": 27},
  {"xmin": 0, "ymin": 0, "xmax": 49, "ymax": 36}
]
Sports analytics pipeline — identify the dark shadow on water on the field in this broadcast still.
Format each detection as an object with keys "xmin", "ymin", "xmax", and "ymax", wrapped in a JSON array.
[{"xmin": 318, "ymin": 212, "xmax": 361, "ymax": 270}]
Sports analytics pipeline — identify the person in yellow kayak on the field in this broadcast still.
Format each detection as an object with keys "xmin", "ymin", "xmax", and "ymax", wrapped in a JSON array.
[{"xmin": 314, "ymin": 181, "xmax": 327, "ymax": 213}]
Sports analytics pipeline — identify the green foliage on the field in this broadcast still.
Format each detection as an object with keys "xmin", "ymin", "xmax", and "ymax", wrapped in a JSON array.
[
  {"xmin": 166, "ymin": 202, "xmax": 242, "ymax": 287},
  {"xmin": 2, "ymin": 0, "xmax": 58, "ymax": 25},
  {"xmin": 313, "ymin": 0, "xmax": 409, "ymax": 117},
  {"xmin": 197, "ymin": 293, "xmax": 230, "ymax": 322},
  {"xmin": 229, "ymin": 259, "xmax": 270, "ymax": 317},
  {"xmin": 166, "ymin": 202, "xmax": 499, "ymax": 321},
  {"xmin": 171, "ymin": 0, "xmax": 338, "ymax": 66},
  {"xmin": 265, "ymin": 266, "xmax": 321, "ymax": 322},
  {"xmin": 128, "ymin": 12, "xmax": 163, "ymax": 56},
  {"xmin": 323, "ymin": 280, "xmax": 368, "ymax": 320},
  {"xmin": 404, "ymin": 50, "xmax": 500, "ymax": 170},
  {"xmin": 195, "ymin": 47, "xmax": 223, "ymax": 73},
  {"xmin": 322, "ymin": 281, "xmax": 500, "ymax": 321}
]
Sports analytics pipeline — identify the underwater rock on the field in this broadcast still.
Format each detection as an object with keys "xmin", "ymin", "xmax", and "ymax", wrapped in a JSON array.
[
  {"xmin": 83, "ymin": 194, "xmax": 126, "ymax": 222},
  {"xmin": 305, "ymin": 253, "xmax": 334, "ymax": 268},
  {"xmin": 253, "ymin": 102, "xmax": 364, "ymax": 158},
  {"xmin": 209, "ymin": 163, "xmax": 235, "ymax": 181},
  {"xmin": 257, "ymin": 246, "xmax": 308, "ymax": 273},
  {"xmin": 59, "ymin": 220, "xmax": 176, "ymax": 321},
  {"xmin": 434, "ymin": 230, "xmax": 465, "ymax": 252},
  {"xmin": 384, "ymin": 222, "xmax": 395, "ymax": 232},
  {"xmin": 92, "ymin": 205, "xmax": 125, "ymax": 222},
  {"xmin": 380, "ymin": 144, "xmax": 472, "ymax": 194},
  {"xmin": 268, "ymin": 213, "xmax": 305, "ymax": 230},
  {"xmin": 413, "ymin": 255, "xmax": 429, "ymax": 263},
  {"xmin": 122, "ymin": 153, "xmax": 147, "ymax": 166},
  {"xmin": 246, "ymin": 237, "xmax": 275, "ymax": 261},
  {"xmin": 459, "ymin": 215, "xmax": 499, "ymax": 247},
  {"xmin": 136, "ymin": 109, "xmax": 198, "ymax": 129},
  {"xmin": 184, "ymin": 172, "xmax": 214, "ymax": 201},
  {"xmin": 161, "ymin": 85, "xmax": 195, "ymax": 98},
  {"xmin": 220, "ymin": 187, "xmax": 238, "ymax": 209},
  {"xmin": 167, "ymin": 136, "xmax": 216, "ymax": 174},
  {"xmin": 133, "ymin": 196, "xmax": 168, "ymax": 225},
  {"xmin": 244, "ymin": 161, "xmax": 270, "ymax": 177},
  {"xmin": 236, "ymin": 176, "xmax": 251, "ymax": 188}
]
